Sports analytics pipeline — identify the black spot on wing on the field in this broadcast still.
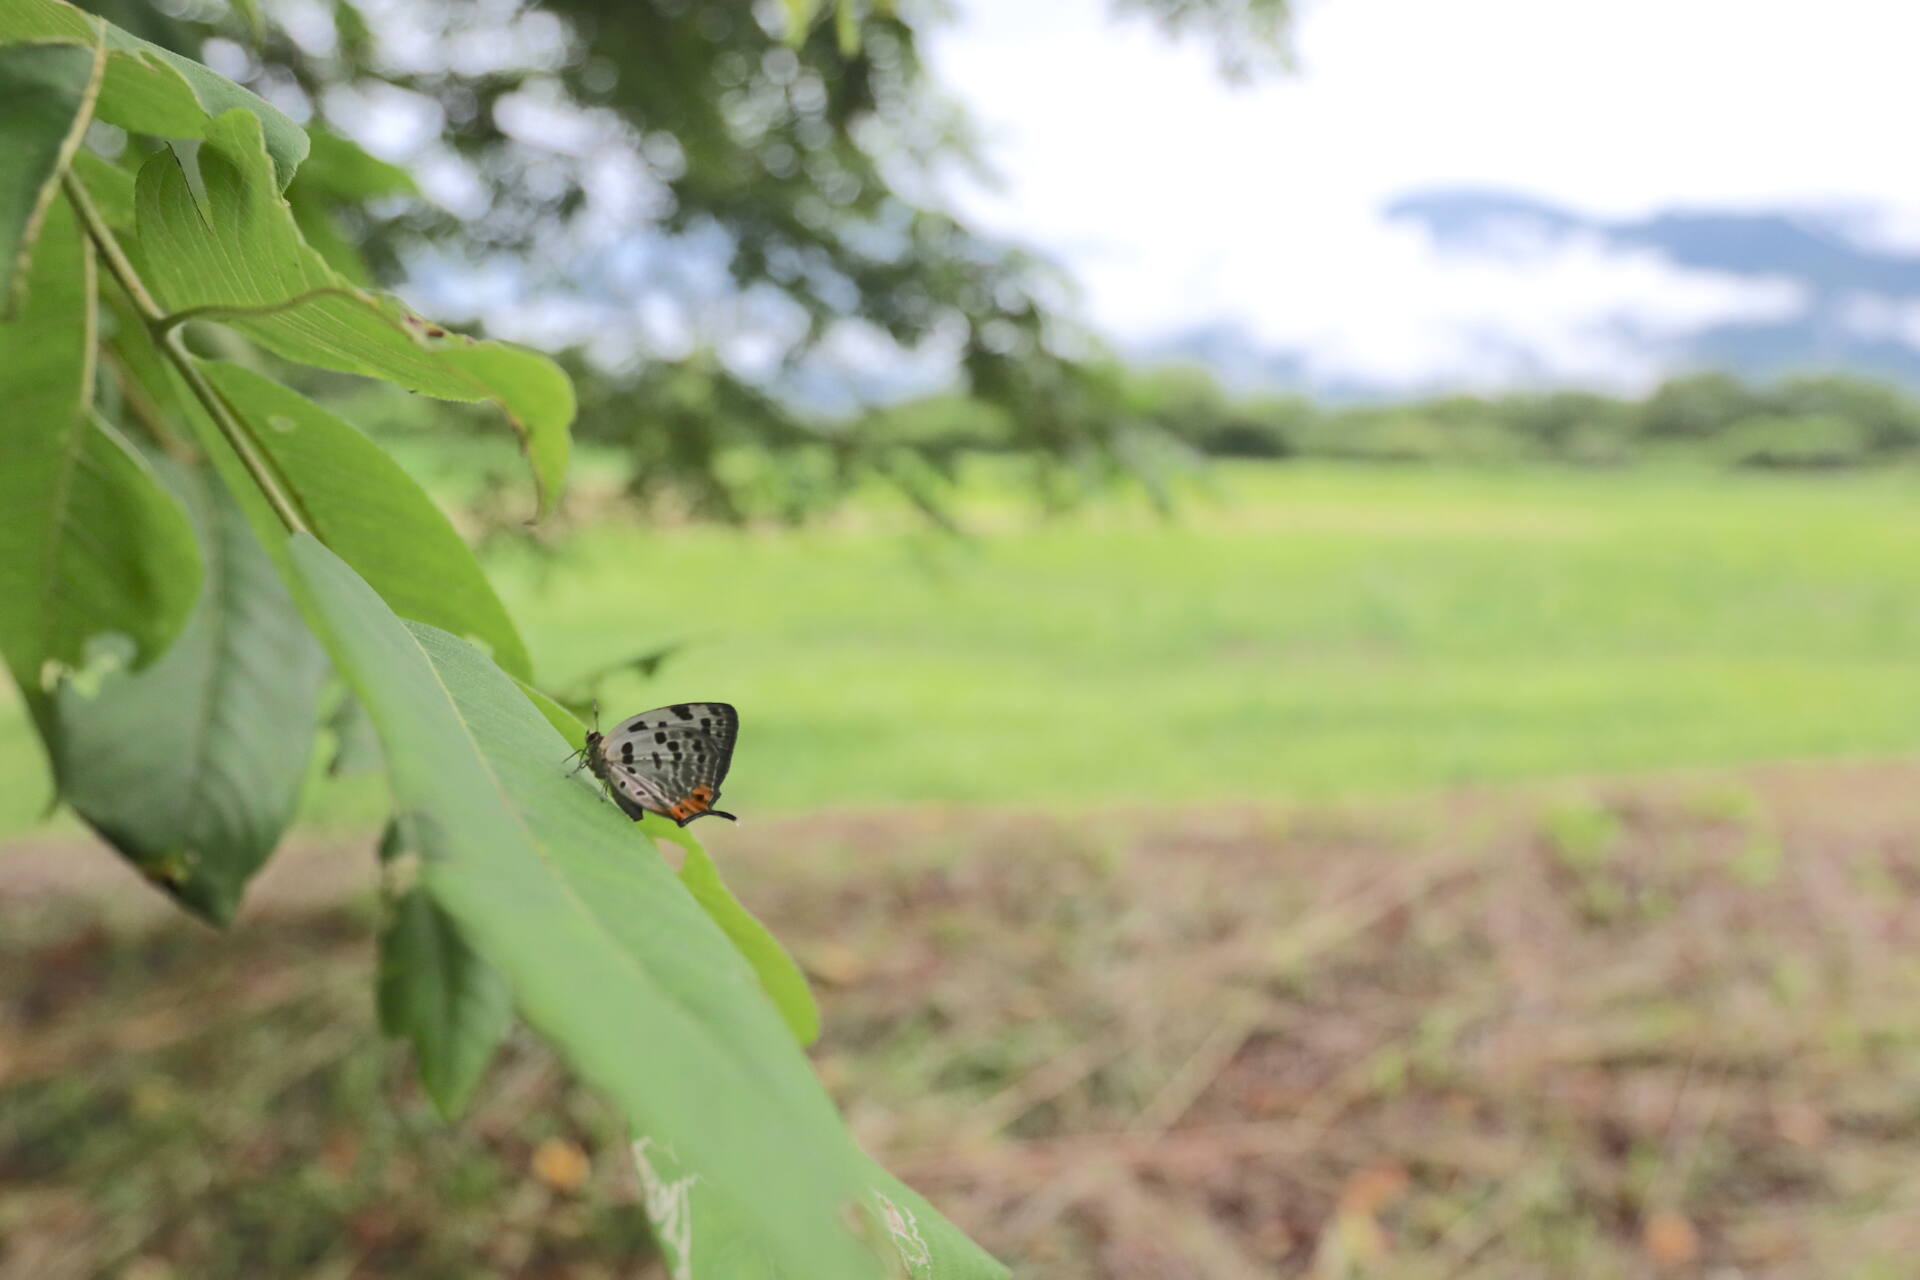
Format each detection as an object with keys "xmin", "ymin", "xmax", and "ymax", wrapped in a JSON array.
[{"xmin": 671, "ymin": 704, "xmax": 694, "ymax": 720}]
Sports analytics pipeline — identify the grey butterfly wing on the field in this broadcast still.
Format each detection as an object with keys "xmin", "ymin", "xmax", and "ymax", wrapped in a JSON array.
[{"xmin": 599, "ymin": 702, "xmax": 739, "ymax": 824}]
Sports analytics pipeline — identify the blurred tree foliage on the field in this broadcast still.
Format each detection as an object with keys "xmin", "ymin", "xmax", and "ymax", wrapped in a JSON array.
[
  {"xmin": 1080, "ymin": 364, "xmax": 1920, "ymax": 471},
  {"xmin": 77, "ymin": 0, "xmax": 1292, "ymax": 521}
]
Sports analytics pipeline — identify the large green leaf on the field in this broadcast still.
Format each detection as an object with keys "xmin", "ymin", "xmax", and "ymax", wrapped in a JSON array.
[
  {"xmin": 135, "ymin": 110, "xmax": 572, "ymax": 515},
  {"xmin": 377, "ymin": 824, "xmax": 513, "ymax": 1119},
  {"xmin": 528, "ymin": 694, "xmax": 823, "ymax": 1047},
  {"xmin": 0, "ymin": 0, "xmax": 307, "ymax": 188},
  {"xmin": 282, "ymin": 533, "xmax": 1003, "ymax": 1277},
  {"xmin": 53, "ymin": 464, "xmax": 327, "ymax": 923},
  {"xmin": 198, "ymin": 360, "xmax": 533, "ymax": 681},
  {"xmin": 0, "ymin": 199, "xmax": 198, "ymax": 727},
  {"xmin": 0, "ymin": 39, "xmax": 100, "ymax": 313}
]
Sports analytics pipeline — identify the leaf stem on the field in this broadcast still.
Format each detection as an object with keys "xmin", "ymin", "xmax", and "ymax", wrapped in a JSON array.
[
  {"xmin": 158, "ymin": 287, "xmax": 366, "ymax": 333},
  {"xmin": 61, "ymin": 170, "xmax": 311, "ymax": 537}
]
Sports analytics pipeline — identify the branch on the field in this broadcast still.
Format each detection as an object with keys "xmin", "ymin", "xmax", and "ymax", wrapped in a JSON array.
[{"xmin": 61, "ymin": 170, "xmax": 311, "ymax": 537}]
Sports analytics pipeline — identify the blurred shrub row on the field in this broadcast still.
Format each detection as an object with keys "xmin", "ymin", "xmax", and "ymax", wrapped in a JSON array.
[{"xmin": 866, "ymin": 366, "xmax": 1920, "ymax": 471}]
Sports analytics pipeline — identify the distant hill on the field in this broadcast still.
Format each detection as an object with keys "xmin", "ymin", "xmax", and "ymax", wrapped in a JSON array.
[{"xmin": 1147, "ymin": 189, "xmax": 1920, "ymax": 398}]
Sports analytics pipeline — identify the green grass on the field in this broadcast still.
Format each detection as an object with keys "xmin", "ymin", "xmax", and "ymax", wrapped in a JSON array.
[{"xmin": 9, "ymin": 461, "xmax": 1920, "ymax": 837}]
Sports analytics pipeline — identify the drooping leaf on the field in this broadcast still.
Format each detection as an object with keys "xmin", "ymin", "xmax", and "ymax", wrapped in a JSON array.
[
  {"xmin": 295, "ymin": 127, "xmax": 417, "ymax": 200},
  {"xmin": 286, "ymin": 128, "xmax": 418, "ymax": 285},
  {"xmin": 377, "ymin": 823, "xmax": 514, "ymax": 1118},
  {"xmin": 135, "ymin": 110, "xmax": 572, "ymax": 515},
  {"xmin": 657, "ymin": 829, "xmax": 821, "ymax": 1046},
  {"xmin": 0, "ymin": 199, "xmax": 198, "ymax": 731},
  {"xmin": 552, "ymin": 641, "xmax": 685, "ymax": 719},
  {"xmin": 198, "ymin": 359, "xmax": 534, "ymax": 681},
  {"xmin": 0, "ymin": 39, "xmax": 101, "ymax": 314},
  {"xmin": 53, "ymin": 463, "xmax": 327, "ymax": 923},
  {"xmin": 0, "ymin": 0, "xmax": 308, "ymax": 188},
  {"xmin": 281, "ymin": 533, "xmax": 1003, "ymax": 1276}
]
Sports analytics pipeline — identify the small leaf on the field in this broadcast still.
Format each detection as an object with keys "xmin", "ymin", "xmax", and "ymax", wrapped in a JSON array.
[
  {"xmin": 377, "ymin": 824, "xmax": 513, "ymax": 1119},
  {"xmin": 552, "ymin": 640, "xmax": 684, "ymax": 719},
  {"xmin": 514, "ymin": 676, "xmax": 586, "ymax": 749},
  {"xmin": 0, "ymin": 200, "xmax": 198, "ymax": 730},
  {"xmin": 0, "ymin": 0, "xmax": 308, "ymax": 189},
  {"xmin": 835, "ymin": 0, "xmax": 859, "ymax": 55},
  {"xmin": 199, "ymin": 359, "xmax": 535, "ymax": 681},
  {"xmin": 296, "ymin": 127, "xmax": 416, "ymax": 200},
  {"xmin": 53, "ymin": 463, "xmax": 328, "ymax": 924},
  {"xmin": 0, "ymin": 39, "xmax": 102, "ymax": 314},
  {"xmin": 227, "ymin": 0, "xmax": 265, "ymax": 46},
  {"xmin": 664, "ymin": 830, "xmax": 821, "ymax": 1046},
  {"xmin": 136, "ymin": 110, "xmax": 572, "ymax": 516},
  {"xmin": 781, "ymin": 0, "xmax": 815, "ymax": 42}
]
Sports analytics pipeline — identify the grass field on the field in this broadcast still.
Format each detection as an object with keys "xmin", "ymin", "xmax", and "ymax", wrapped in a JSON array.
[
  {"xmin": 12, "ymin": 460, "xmax": 1920, "ymax": 1276},
  {"xmin": 7, "ymin": 461, "xmax": 1920, "ymax": 839}
]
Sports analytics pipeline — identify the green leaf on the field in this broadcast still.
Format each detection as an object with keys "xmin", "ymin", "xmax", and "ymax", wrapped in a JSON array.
[
  {"xmin": 781, "ymin": 0, "xmax": 815, "ymax": 42},
  {"xmin": 862, "ymin": 1183, "xmax": 1010, "ymax": 1280},
  {"xmin": 69, "ymin": 148, "xmax": 136, "ymax": 230},
  {"xmin": 0, "ymin": 0, "xmax": 308, "ymax": 189},
  {"xmin": 136, "ymin": 110, "xmax": 572, "ymax": 516},
  {"xmin": 296, "ymin": 127, "xmax": 416, "ymax": 200},
  {"xmin": 199, "ymin": 359, "xmax": 534, "ymax": 681},
  {"xmin": 287, "ymin": 129, "xmax": 418, "ymax": 285},
  {"xmin": 325, "ymin": 691, "xmax": 383, "ymax": 775},
  {"xmin": 0, "ymin": 39, "xmax": 101, "ymax": 314},
  {"xmin": 227, "ymin": 0, "xmax": 264, "ymax": 46},
  {"xmin": 661, "ymin": 830, "xmax": 821, "ymax": 1046},
  {"xmin": 286, "ymin": 189, "xmax": 372, "ymax": 286},
  {"xmin": 377, "ymin": 824, "xmax": 513, "ymax": 1118},
  {"xmin": 279, "ymin": 532, "xmax": 999, "ymax": 1276},
  {"xmin": 0, "ymin": 199, "xmax": 198, "ymax": 726},
  {"xmin": 514, "ymin": 675, "xmax": 586, "ymax": 749},
  {"xmin": 52, "ymin": 463, "xmax": 327, "ymax": 923},
  {"xmin": 835, "ymin": 0, "xmax": 859, "ymax": 55}
]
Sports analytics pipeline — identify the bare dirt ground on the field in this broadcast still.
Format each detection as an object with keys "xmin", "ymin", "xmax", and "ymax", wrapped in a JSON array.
[{"xmin": 6, "ymin": 760, "xmax": 1920, "ymax": 1278}]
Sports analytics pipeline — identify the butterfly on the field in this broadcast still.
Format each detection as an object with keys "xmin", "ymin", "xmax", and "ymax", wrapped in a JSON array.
[{"xmin": 575, "ymin": 702, "xmax": 740, "ymax": 826}]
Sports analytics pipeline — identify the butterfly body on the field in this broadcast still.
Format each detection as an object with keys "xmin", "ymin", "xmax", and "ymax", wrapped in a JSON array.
[{"xmin": 580, "ymin": 702, "xmax": 740, "ymax": 826}]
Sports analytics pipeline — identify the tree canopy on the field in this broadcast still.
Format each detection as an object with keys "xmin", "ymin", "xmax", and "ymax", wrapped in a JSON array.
[{"xmin": 77, "ymin": 0, "xmax": 1294, "ymax": 516}]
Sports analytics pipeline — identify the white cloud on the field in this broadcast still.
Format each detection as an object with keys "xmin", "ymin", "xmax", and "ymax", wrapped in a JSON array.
[{"xmin": 924, "ymin": 0, "xmax": 1920, "ymax": 387}]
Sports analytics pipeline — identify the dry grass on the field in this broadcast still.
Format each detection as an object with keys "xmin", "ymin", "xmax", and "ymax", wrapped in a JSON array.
[{"xmin": 7, "ymin": 761, "xmax": 1920, "ymax": 1277}]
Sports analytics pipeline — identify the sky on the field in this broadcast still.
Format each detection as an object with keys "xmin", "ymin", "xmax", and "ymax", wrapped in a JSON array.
[{"xmin": 924, "ymin": 0, "xmax": 1920, "ymax": 390}]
